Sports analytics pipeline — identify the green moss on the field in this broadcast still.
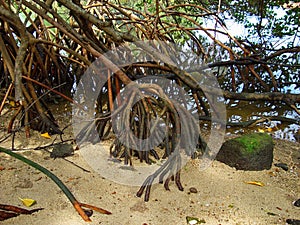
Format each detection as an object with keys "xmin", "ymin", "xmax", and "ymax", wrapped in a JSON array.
[{"xmin": 235, "ymin": 133, "xmax": 272, "ymax": 155}]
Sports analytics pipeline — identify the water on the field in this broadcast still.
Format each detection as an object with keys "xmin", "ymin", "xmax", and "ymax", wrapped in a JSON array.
[{"xmin": 226, "ymin": 100, "xmax": 300, "ymax": 142}]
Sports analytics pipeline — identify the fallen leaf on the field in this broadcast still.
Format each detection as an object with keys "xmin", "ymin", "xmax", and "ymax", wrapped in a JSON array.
[
  {"xmin": 258, "ymin": 128, "xmax": 265, "ymax": 133},
  {"xmin": 41, "ymin": 132, "xmax": 51, "ymax": 139},
  {"xmin": 245, "ymin": 181, "xmax": 265, "ymax": 187},
  {"xmin": 19, "ymin": 198, "xmax": 36, "ymax": 207},
  {"xmin": 9, "ymin": 100, "xmax": 16, "ymax": 107}
]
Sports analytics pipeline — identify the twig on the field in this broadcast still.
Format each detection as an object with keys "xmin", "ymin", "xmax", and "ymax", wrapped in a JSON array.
[{"xmin": 0, "ymin": 83, "xmax": 13, "ymax": 115}]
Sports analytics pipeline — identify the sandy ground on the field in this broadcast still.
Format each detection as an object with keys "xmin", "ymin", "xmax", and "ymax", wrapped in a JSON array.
[{"xmin": 0, "ymin": 105, "xmax": 299, "ymax": 225}]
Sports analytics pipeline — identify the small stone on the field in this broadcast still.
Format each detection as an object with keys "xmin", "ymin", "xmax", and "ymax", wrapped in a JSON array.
[
  {"xmin": 274, "ymin": 163, "xmax": 288, "ymax": 171},
  {"xmin": 293, "ymin": 198, "xmax": 300, "ymax": 207},
  {"xmin": 50, "ymin": 143, "xmax": 74, "ymax": 158},
  {"xmin": 84, "ymin": 209, "xmax": 93, "ymax": 217},
  {"xmin": 15, "ymin": 179, "xmax": 33, "ymax": 188},
  {"xmin": 130, "ymin": 201, "xmax": 148, "ymax": 212},
  {"xmin": 286, "ymin": 219, "xmax": 300, "ymax": 225},
  {"xmin": 189, "ymin": 187, "xmax": 198, "ymax": 193}
]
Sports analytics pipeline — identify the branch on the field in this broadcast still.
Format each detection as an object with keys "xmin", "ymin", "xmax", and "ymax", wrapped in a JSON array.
[
  {"xmin": 223, "ymin": 91, "xmax": 300, "ymax": 103},
  {"xmin": 14, "ymin": 36, "xmax": 29, "ymax": 102},
  {"xmin": 0, "ymin": 6, "xmax": 29, "ymax": 102},
  {"xmin": 199, "ymin": 115, "xmax": 299, "ymax": 127},
  {"xmin": 207, "ymin": 54, "xmax": 300, "ymax": 68},
  {"xmin": 57, "ymin": 0, "xmax": 123, "ymax": 42},
  {"xmin": 264, "ymin": 47, "xmax": 300, "ymax": 61}
]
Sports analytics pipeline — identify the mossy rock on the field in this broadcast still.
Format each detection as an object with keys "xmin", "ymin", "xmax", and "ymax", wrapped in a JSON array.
[{"xmin": 216, "ymin": 133, "xmax": 274, "ymax": 170}]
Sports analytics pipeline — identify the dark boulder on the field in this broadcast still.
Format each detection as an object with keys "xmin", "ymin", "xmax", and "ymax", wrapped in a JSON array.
[{"xmin": 216, "ymin": 133, "xmax": 274, "ymax": 170}]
